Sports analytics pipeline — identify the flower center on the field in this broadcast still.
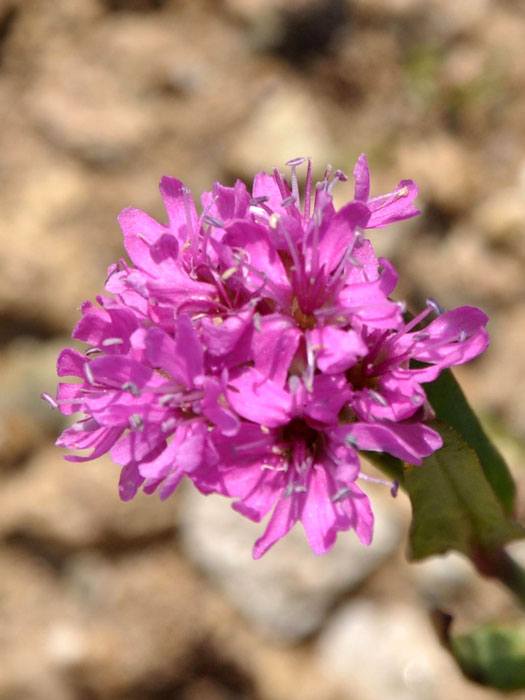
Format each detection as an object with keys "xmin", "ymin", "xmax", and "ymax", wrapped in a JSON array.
[
  {"xmin": 280, "ymin": 418, "xmax": 323, "ymax": 464},
  {"xmin": 291, "ymin": 297, "xmax": 316, "ymax": 330},
  {"xmin": 346, "ymin": 361, "xmax": 379, "ymax": 391}
]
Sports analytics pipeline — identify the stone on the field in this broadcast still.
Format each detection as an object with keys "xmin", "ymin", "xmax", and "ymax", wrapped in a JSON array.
[
  {"xmin": 506, "ymin": 540, "xmax": 525, "ymax": 568},
  {"xmin": 0, "ymin": 547, "xmax": 79, "ymax": 700},
  {"xmin": 226, "ymin": 83, "xmax": 334, "ymax": 179},
  {"xmin": 0, "ymin": 156, "xmax": 121, "ymax": 334},
  {"xmin": 401, "ymin": 224, "xmax": 525, "ymax": 309},
  {"xmin": 410, "ymin": 552, "xmax": 476, "ymax": 604},
  {"xmin": 355, "ymin": 0, "xmax": 489, "ymax": 38},
  {"xmin": 31, "ymin": 57, "xmax": 151, "ymax": 165},
  {"xmin": 472, "ymin": 188, "xmax": 525, "ymax": 253},
  {"xmin": 396, "ymin": 136, "xmax": 480, "ymax": 214},
  {"xmin": 317, "ymin": 598, "xmax": 493, "ymax": 700},
  {"xmin": 0, "ymin": 543, "xmax": 208, "ymax": 698},
  {"xmin": 472, "ymin": 305, "xmax": 525, "ymax": 437},
  {"xmin": 0, "ymin": 338, "xmax": 69, "ymax": 469},
  {"xmin": 180, "ymin": 485, "xmax": 402, "ymax": 641},
  {"xmin": 61, "ymin": 546, "xmax": 208, "ymax": 696},
  {"xmin": 0, "ymin": 447, "xmax": 179, "ymax": 548}
]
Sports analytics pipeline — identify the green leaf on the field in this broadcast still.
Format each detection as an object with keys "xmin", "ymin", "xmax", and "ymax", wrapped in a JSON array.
[
  {"xmin": 451, "ymin": 623, "xmax": 525, "ymax": 690},
  {"xmin": 405, "ymin": 422, "xmax": 524, "ymax": 560},
  {"xmin": 425, "ymin": 369, "xmax": 516, "ymax": 515}
]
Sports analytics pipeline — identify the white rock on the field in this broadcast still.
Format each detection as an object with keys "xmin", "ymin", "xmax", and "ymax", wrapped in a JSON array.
[
  {"xmin": 180, "ymin": 487, "xmax": 402, "ymax": 641},
  {"xmin": 46, "ymin": 623, "xmax": 88, "ymax": 669},
  {"xmin": 506, "ymin": 540, "xmax": 525, "ymax": 567},
  {"xmin": 226, "ymin": 84, "xmax": 334, "ymax": 177},
  {"xmin": 472, "ymin": 188, "xmax": 525, "ymax": 248},
  {"xmin": 318, "ymin": 599, "xmax": 469, "ymax": 700},
  {"xmin": 410, "ymin": 552, "xmax": 475, "ymax": 604}
]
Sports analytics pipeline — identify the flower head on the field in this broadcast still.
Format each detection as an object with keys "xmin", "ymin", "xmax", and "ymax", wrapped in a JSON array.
[{"xmin": 47, "ymin": 156, "xmax": 489, "ymax": 557}]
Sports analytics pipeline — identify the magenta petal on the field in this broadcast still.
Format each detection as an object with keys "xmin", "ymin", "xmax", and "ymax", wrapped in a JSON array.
[
  {"xmin": 118, "ymin": 207, "xmax": 165, "ymax": 244},
  {"xmin": 55, "ymin": 382, "xmax": 83, "ymax": 415},
  {"xmin": 317, "ymin": 201, "xmax": 370, "ymax": 273},
  {"xmin": 300, "ymin": 466, "xmax": 340, "ymax": 555},
  {"xmin": 348, "ymin": 421, "xmax": 443, "ymax": 465},
  {"xmin": 227, "ymin": 369, "xmax": 292, "ymax": 428},
  {"xmin": 211, "ymin": 424, "xmax": 276, "ymax": 480},
  {"xmin": 72, "ymin": 305, "xmax": 108, "ymax": 344},
  {"xmin": 377, "ymin": 257, "xmax": 399, "ymax": 297},
  {"xmin": 252, "ymin": 171, "xmax": 290, "ymax": 215},
  {"xmin": 202, "ymin": 180, "xmax": 250, "ymax": 222},
  {"xmin": 123, "ymin": 231, "xmax": 161, "ymax": 274},
  {"xmin": 202, "ymin": 379, "xmax": 240, "ymax": 436},
  {"xmin": 119, "ymin": 461, "xmax": 144, "ymax": 501},
  {"xmin": 72, "ymin": 306, "xmax": 137, "ymax": 353},
  {"xmin": 224, "ymin": 221, "xmax": 291, "ymax": 305},
  {"xmin": 338, "ymin": 278, "xmax": 402, "ymax": 328},
  {"xmin": 338, "ymin": 483, "xmax": 374, "ymax": 545},
  {"xmin": 159, "ymin": 176, "xmax": 198, "ymax": 241},
  {"xmin": 57, "ymin": 421, "xmax": 100, "ymax": 449},
  {"xmin": 201, "ymin": 309, "xmax": 253, "ymax": 357},
  {"xmin": 145, "ymin": 327, "xmax": 187, "ymax": 385},
  {"xmin": 57, "ymin": 348, "xmax": 86, "ymax": 377},
  {"xmin": 253, "ymin": 315, "xmax": 301, "ymax": 386},
  {"xmin": 367, "ymin": 179, "xmax": 420, "ymax": 228},
  {"xmin": 411, "ymin": 307, "xmax": 489, "ymax": 364},
  {"xmin": 64, "ymin": 426, "xmax": 124, "ymax": 463},
  {"xmin": 149, "ymin": 233, "xmax": 179, "ymax": 264},
  {"xmin": 300, "ymin": 465, "xmax": 372, "ymax": 553},
  {"xmin": 350, "ymin": 374, "xmax": 426, "ymax": 422},
  {"xmin": 326, "ymin": 430, "xmax": 361, "ymax": 482},
  {"xmin": 353, "ymin": 153, "xmax": 370, "ymax": 202},
  {"xmin": 305, "ymin": 374, "xmax": 351, "ymax": 424},
  {"xmin": 86, "ymin": 356, "xmax": 152, "ymax": 389},
  {"xmin": 176, "ymin": 314, "xmax": 204, "ymax": 382},
  {"xmin": 146, "ymin": 315, "xmax": 203, "ymax": 387},
  {"xmin": 137, "ymin": 438, "xmax": 180, "ymax": 480},
  {"xmin": 253, "ymin": 494, "xmax": 300, "ymax": 559},
  {"xmin": 232, "ymin": 468, "xmax": 285, "ymax": 522},
  {"xmin": 308, "ymin": 326, "xmax": 367, "ymax": 374},
  {"xmin": 158, "ymin": 470, "xmax": 185, "ymax": 500},
  {"xmin": 139, "ymin": 422, "xmax": 205, "ymax": 479},
  {"xmin": 111, "ymin": 429, "xmax": 165, "ymax": 466}
]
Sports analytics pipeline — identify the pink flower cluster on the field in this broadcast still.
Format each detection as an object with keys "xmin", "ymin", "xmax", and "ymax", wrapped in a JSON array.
[{"xmin": 48, "ymin": 156, "xmax": 489, "ymax": 558}]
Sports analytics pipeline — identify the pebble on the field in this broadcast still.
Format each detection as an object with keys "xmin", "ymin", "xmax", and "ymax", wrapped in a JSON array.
[{"xmin": 317, "ymin": 598, "xmax": 490, "ymax": 700}]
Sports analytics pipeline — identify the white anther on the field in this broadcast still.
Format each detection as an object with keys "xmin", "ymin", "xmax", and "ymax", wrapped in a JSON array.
[
  {"xmin": 203, "ymin": 214, "xmax": 224, "ymax": 228},
  {"xmin": 221, "ymin": 267, "xmax": 238, "ymax": 281},
  {"xmin": 41, "ymin": 392, "xmax": 59, "ymax": 409},
  {"xmin": 161, "ymin": 418, "xmax": 177, "ymax": 433},
  {"xmin": 84, "ymin": 364, "xmax": 95, "ymax": 385},
  {"xmin": 129, "ymin": 414, "xmax": 144, "ymax": 431},
  {"xmin": 286, "ymin": 157, "xmax": 306, "ymax": 167},
  {"xmin": 269, "ymin": 213, "xmax": 280, "ymax": 229},
  {"xmin": 369, "ymin": 389, "xmax": 388, "ymax": 406},
  {"xmin": 332, "ymin": 487, "xmax": 351, "ymax": 503},
  {"xmin": 346, "ymin": 434, "xmax": 359, "ymax": 448},
  {"xmin": 122, "ymin": 381, "xmax": 140, "ymax": 397},
  {"xmin": 426, "ymin": 297, "xmax": 445, "ymax": 315}
]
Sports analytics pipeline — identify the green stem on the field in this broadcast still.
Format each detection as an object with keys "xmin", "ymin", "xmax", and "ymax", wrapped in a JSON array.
[{"xmin": 471, "ymin": 547, "xmax": 525, "ymax": 608}]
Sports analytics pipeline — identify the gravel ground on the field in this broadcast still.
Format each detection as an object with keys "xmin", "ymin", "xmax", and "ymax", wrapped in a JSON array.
[{"xmin": 1, "ymin": 1, "xmax": 524, "ymax": 698}]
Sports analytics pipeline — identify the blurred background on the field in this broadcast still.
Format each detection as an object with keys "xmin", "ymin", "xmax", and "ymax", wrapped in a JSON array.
[{"xmin": 1, "ymin": 0, "xmax": 525, "ymax": 698}]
